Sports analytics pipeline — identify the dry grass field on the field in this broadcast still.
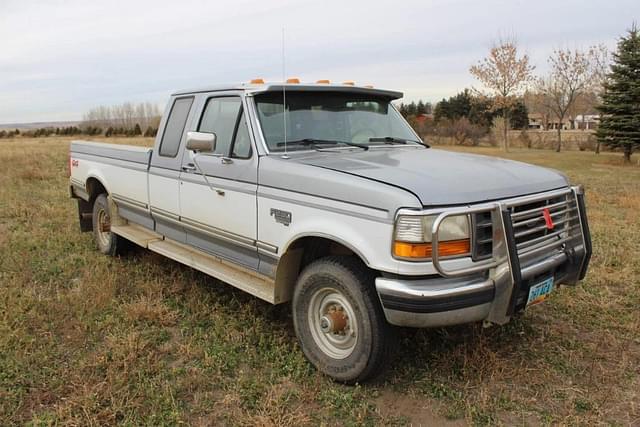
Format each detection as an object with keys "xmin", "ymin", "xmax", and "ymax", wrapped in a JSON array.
[{"xmin": 1, "ymin": 136, "xmax": 639, "ymax": 426}]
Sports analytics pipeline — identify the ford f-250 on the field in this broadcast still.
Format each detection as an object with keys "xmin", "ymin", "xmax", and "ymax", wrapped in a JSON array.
[{"xmin": 69, "ymin": 80, "xmax": 592, "ymax": 383}]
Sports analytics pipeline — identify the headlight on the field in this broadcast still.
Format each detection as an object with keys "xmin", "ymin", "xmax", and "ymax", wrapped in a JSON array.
[{"xmin": 393, "ymin": 214, "xmax": 470, "ymax": 260}]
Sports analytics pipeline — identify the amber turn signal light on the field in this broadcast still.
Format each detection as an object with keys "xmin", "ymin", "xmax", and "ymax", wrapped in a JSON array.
[{"xmin": 393, "ymin": 239, "xmax": 470, "ymax": 259}]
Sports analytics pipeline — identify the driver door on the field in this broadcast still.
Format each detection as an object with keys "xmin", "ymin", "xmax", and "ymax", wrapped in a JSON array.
[{"xmin": 179, "ymin": 95, "xmax": 259, "ymax": 270}]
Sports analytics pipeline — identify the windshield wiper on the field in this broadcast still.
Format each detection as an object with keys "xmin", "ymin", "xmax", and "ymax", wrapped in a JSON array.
[
  {"xmin": 369, "ymin": 136, "xmax": 429, "ymax": 147},
  {"xmin": 276, "ymin": 138, "xmax": 368, "ymax": 150}
]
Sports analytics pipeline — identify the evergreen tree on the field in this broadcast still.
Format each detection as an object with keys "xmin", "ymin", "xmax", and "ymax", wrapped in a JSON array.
[
  {"xmin": 434, "ymin": 90, "xmax": 473, "ymax": 122},
  {"xmin": 509, "ymin": 100, "xmax": 529, "ymax": 130},
  {"xmin": 597, "ymin": 24, "xmax": 640, "ymax": 163},
  {"xmin": 406, "ymin": 101, "xmax": 417, "ymax": 116},
  {"xmin": 434, "ymin": 98, "xmax": 450, "ymax": 121},
  {"xmin": 494, "ymin": 100, "xmax": 529, "ymax": 130},
  {"xmin": 134, "ymin": 123, "xmax": 142, "ymax": 136},
  {"xmin": 416, "ymin": 100, "xmax": 426, "ymax": 115},
  {"xmin": 469, "ymin": 97, "xmax": 493, "ymax": 128}
]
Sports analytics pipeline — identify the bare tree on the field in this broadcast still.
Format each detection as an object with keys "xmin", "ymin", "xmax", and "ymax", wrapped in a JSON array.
[
  {"xmin": 470, "ymin": 38, "xmax": 535, "ymax": 151},
  {"xmin": 536, "ymin": 47, "xmax": 600, "ymax": 152},
  {"xmin": 591, "ymin": 44, "xmax": 610, "ymax": 93},
  {"xmin": 82, "ymin": 102, "xmax": 163, "ymax": 133}
]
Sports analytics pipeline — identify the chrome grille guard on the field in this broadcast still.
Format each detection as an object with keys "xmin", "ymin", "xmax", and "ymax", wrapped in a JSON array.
[{"xmin": 430, "ymin": 186, "xmax": 592, "ymax": 323}]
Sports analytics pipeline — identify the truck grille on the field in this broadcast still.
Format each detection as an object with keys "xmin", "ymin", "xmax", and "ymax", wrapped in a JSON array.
[
  {"xmin": 508, "ymin": 191, "xmax": 582, "ymax": 262},
  {"xmin": 470, "ymin": 190, "xmax": 583, "ymax": 264}
]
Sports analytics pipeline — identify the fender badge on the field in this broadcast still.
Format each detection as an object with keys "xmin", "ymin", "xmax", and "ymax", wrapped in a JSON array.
[
  {"xmin": 542, "ymin": 207, "xmax": 554, "ymax": 230},
  {"xmin": 270, "ymin": 208, "xmax": 292, "ymax": 226}
]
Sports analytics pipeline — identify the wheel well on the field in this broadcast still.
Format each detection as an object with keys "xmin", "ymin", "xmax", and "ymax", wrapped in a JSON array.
[
  {"xmin": 274, "ymin": 236, "xmax": 369, "ymax": 303},
  {"xmin": 76, "ymin": 177, "xmax": 107, "ymax": 232},
  {"xmin": 86, "ymin": 177, "xmax": 107, "ymax": 203}
]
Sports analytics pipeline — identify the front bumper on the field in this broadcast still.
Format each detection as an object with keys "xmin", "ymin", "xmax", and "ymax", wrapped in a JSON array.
[{"xmin": 376, "ymin": 186, "xmax": 592, "ymax": 328}]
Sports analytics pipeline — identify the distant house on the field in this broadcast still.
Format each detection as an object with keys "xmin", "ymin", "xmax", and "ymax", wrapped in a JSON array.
[
  {"xmin": 528, "ymin": 113, "xmax": 572, "ymax": 131},
  {"xmin": 546, "ymin": 118, "xmax": 571, "ymax": 130},
  {"xmin": 574, "ymin": 114, "xmax": 600, "ymax": 130},
  {"xmin": 528, "ymin": 113, "xmax": 545, "ymax": 130}
]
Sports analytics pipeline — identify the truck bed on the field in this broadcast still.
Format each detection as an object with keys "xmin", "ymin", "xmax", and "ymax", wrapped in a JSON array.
[
  {"xmin": 70, "ymin": 140, "xmax": 153, "ymax": 229},
  {"xmin": 70, "ymin": 140, "xmax": 152, "ymax": 165}
]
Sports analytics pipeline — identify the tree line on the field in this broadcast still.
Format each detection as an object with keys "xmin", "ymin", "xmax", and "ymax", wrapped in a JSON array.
[
  {"xmin": 396, "ymin": 90, "xmax": 529, "ymax": 146},
  {"xmin": 0, "ymin": 101, "xmax": 163, "ymax": 140},
  {"xmin": 82, "ymin": 102, "xmax": 161, "ymax": 132},
  {"xmin": 467, "ymin": 24, "xmax": 639, "ymax": 161}
]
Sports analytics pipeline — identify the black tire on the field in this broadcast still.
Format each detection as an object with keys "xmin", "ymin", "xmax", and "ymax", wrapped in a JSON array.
[
  {"xmin": 92, "ymin": 193, "xmax": 123, "ymax": 256},
  {"xmin": 292, "ymin": 256, "xmax": 393, "ymax": 383}
]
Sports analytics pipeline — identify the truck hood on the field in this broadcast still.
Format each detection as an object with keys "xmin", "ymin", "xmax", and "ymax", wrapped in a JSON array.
[{"xmin": 293, "ymin": 147, "xmax": 568, "ymax": 206}]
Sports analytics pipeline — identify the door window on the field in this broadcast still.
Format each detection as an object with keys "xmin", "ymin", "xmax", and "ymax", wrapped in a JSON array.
[{"xmin": 199, "ymin": 97, "xmax": 252, "ymax": 159}]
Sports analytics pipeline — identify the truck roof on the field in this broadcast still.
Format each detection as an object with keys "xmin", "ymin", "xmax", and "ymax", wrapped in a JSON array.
[{"xmin": 171, "ymin": 82, "xmax": 403, "ymax": 100}]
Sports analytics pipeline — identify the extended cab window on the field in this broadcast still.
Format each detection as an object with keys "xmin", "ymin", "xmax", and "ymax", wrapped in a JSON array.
[
  {"xmin": 159, "ymin": 97, "xmax": 193, "ymax": 157},
  {"xmin": 199, "ymin": 97, "xmax": 251, "ymax": 159}
]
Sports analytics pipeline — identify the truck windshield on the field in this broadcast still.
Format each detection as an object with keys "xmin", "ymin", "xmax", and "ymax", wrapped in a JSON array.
[{"xmin": 254, "ymin": 91, "xmax": 423, "ymax": 152}]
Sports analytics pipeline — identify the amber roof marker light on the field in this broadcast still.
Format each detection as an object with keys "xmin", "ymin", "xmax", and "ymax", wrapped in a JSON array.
[
  {"xmin": 250, "ymin": 78, "xmax": 265, "ymax": 84},
  {"xmin": 286, "ymin": 78, "xmax": 300, "ymax": 84},
  {"xmin": 316, "ymin": 79, "xmax": 331, "ymax": 84}
]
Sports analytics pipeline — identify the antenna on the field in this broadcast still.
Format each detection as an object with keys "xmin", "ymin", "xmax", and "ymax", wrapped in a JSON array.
[{"xmin": 281, "ymin": 27, "xmax": 289, "ymax": 159}]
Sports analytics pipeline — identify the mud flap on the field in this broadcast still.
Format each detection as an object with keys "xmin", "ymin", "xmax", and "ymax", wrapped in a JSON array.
[{"xmin": 77, "ymin": 199, "xmax": 93, "ymax": 232}]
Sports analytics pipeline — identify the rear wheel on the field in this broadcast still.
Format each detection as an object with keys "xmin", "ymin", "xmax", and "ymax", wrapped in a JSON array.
[
  {"xmin": 292, "ymin": 256, "xmax": 392, "ymax": 383},
  {"xmin": 92, "ymin": 193, "xmax": 123, "ymax": 256}
]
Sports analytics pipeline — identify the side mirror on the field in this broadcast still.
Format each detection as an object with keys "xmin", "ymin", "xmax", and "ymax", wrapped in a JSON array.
[{"xmin": 186, "ymin": 131, "xmax": 216, "ymax": 153}]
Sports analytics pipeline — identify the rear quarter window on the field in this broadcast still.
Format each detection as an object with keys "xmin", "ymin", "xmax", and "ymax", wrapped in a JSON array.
[{"xmin": 159, "ymin": 97, "xmax": 194, "ymax": 157}]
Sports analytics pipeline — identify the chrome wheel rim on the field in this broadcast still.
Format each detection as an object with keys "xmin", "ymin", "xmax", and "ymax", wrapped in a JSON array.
[
  {"xmin": 96, "ymin": 208, "xmax": 111, "ymax": 247},
  {"xmin": 307, "ymin": 287, "xmax": 358, "ymax": 359}
]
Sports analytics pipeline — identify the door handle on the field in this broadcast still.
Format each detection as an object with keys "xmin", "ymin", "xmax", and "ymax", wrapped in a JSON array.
[
  {"xmin": 182, "ymin": 164, "xmax": 196, "ymax": 173},
  {"xmin": 221, "ymin": 157, "xmax": 233, "ymax": 165}
]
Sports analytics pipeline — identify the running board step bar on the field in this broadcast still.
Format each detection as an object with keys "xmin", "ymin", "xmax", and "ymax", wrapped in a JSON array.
[
  {"xmin": 148, "ymin": 239, "xmax": 276, "ymax": 304},
  {"xmin": 111, "ymin": 224, "xmax": 162, "ymax": 248},
  {"xmin": 111, "ymin": 224, "xmax": 276, "ymax": 304}
]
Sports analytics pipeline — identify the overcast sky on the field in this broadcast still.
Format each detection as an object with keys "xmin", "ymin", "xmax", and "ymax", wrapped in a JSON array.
[{"xmin": 0, "ymin": 0, "xmax": 637, "ymax": 124}]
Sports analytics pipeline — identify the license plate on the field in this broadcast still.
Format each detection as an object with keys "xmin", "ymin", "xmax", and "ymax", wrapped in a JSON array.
[{"xmin": 527, "ymin": 276, "xmax": 554, "ymax": 306}]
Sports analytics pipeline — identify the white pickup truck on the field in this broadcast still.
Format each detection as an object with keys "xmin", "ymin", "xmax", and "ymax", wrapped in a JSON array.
[{"xmin": 70, "ymin": 81, "xmax": 592, "ymax": 383}]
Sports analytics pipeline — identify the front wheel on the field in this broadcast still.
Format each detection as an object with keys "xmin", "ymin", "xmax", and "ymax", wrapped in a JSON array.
[{"xmin": 292, "ymin": 256, "xmax": 392, "ymax": 383}]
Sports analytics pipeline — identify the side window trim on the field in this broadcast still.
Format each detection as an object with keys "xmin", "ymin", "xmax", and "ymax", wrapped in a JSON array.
[
  {"xmin": 158, "ymin": 96, "xmax": 194, "ymax": 158},
  {"xmin": 229, "ymin": 107, "xmax": 252, "ymax": 159}
]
